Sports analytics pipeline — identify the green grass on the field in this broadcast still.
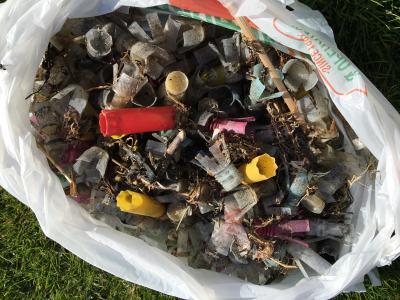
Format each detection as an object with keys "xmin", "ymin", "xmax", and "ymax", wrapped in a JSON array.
[
  {"xmin": 303, "ymin": 0, "xmax": 400, "ymax": 109},
  {"xmin": 0, "ymin": 188, "xmax": 174, "ymax": 300},
  {"xmin": 1, "ymin": 0, "xmax": 400, "ymax": 299}
]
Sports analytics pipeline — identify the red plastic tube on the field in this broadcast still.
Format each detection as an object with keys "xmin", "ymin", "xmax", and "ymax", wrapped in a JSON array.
[{"xmin": 99, "ymin": 106, "xmax": 176, "ymax": 136}]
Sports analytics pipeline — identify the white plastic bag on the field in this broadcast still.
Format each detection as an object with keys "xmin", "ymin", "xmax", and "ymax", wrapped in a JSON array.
[{"xmin": 1, "ymin": 0, "xmax": 400, "ymax": 299}]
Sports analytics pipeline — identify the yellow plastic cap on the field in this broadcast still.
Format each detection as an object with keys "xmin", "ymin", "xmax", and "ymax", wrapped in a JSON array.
[
  {"xmin": 111, "ymin": 134, "xmax": 126, "ymax": 140},
  {"xmin": 165, "ymin": 71, "xmax": 189, "ymax": 96},
  {"xmin": 116, "ymin": 190, "xmax": 166, "ymax": 218},
  {"xmin": 239, "ymin": 153, "xmax": 278, "ymax": 184}
]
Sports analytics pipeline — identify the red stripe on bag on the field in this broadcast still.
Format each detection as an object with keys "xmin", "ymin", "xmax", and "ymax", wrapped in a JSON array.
[{"xmin": 170, "ymin": 0, "xmax": 234, "ymax": 20}]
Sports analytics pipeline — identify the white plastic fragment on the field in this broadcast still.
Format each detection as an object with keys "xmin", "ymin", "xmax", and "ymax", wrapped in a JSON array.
[
  {"xmin": 209, "ymin": 33, "xmax": 241, "ymax": 72},
  {"xmin": 130, "ymin": 42, "xmax": 156, "ymax": 62},
  {"xmin": 113, "ymin": 72, "xmax": 147, "ymax": 99},
  {"xmin": 213, "ymin": 164, "xmax": 243, "ymax": 192},
  {"xmin": 183, "ymin": 24, "xmax": 205, "ymax": 47},
  {"xmin": 112, "ymin": 63, "xmax": 118, "ymax": 85},
  {"xmin": 68, "ymin": 86, "xmax": 89, "ymax": 114},
  {"xmin": 308, "ymin": 219, "xmax": 348, "ymax": 237},
  {"xmin": 300, "ymin": 192, "xmax": 326, "ymax": 214},
  {"xmin": 297, "ymin": 94, "xmax": 329, "ymax": 123},
  {"xmin": 210, "ymin": 221, "xmax": 250, "ymax": 256},
  {"xmin": 258, "ymin": 91, "xmax": 285, "ymax": 102},
  {"xmin": 128, "ymin": 21, "xmax": 151, "ymax": 42},
  {"xmin": 103, "ymin": 22, "xmax": 117, "ymax": 38},
  {"xmin": 287, "ymin": 243, "xmax": 331, "ymax": 275},
  {"xmin": 73, "ymin": 146, "xmax": 109, "ymax": 184},
  {"xmin": 85, "ymin": 27, "xmax": 113, "ymax": 59},
  {"xmin": 282, "ymin": 59, "xmax": 318, "ymax": 92},
  {"xmin": 130, "ymin": 42, "xmax": 174, "ymax": 66},
  {"xmin": 229, "ymin": 239, "xmax": 250, "ymax": 264},
  {"xmin": 166, "ymin": 130, "xmax": 186, "ymax": 157},
  {"xmin": 224, "ymin": 187, "xmax": 258, "ymax": 223},
  {"xmin": 317, "ymin": 166, "xmax": 347, "ymax": 196},
  {"xmin": 133, "ymin": 83, "xmax": 157, "ymax": 107},
  {"xmin": 198, "ymin": 201, "xmax": 214, "ymax": 214},
  {"xmin": 194, "ymin": 135, "xmax": 242, "ymax": 191},
  {"xmin": 221, "ymin": 33, "xmax": 241, "ymax": 72},
  {"xmin": 222, "ymin": 33, "xmax": 240, "ymax": 63},
  {"xmin": 352, "ymin": 138, "xmax": 365, "ymax": 150},
  {"xmin": 176, "ymin": 228, "xmax": 189, "ymax": 256},
  {"xmin": 252, "ymin": 63, "xmax": 264, "ymax": 79},
  {"xmin": 197, "ymin": 112, "xmax": 214, "ymax": 126},
  {"xmin": 99, "ymin": 89, "xmax": 113, "ymax": 109},
  {"xmin": 31, "ymin": 85, "xmax": 88, "ymax": 130},
  {"xmin": 167, "ymin": 202, "xmax": 190, "ymax": 224},
  {"xmin": 146, "ymin": 12, "xmax": 164, "ymax": 43},
  {"xmin": 249, "ymin": 78, "xmax": 266, "ymax": 102},
  {"xmin": 294, "ymin": 258, "xmax": 310, "ymax": 278},
  {"xmin": 163, "ymin": 16, "xmax": 181, "ymax": 51},
  {"xmin": 111, "ymin": 62, "xmax": 148, "ymax": 108},
  {"xmin": 195, "ymin": 153, "xmax": 242, "ymax": 191}
]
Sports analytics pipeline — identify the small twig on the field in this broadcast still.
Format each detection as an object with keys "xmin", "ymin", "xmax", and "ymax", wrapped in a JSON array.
[
  {"xmin": 176, "ymin": 206, "xmax": 190, "ymax": 231},
  {"xmin": 186, "ymin": 181, "xmax": 202, "ymax": 205},
  {"xmin": 37, "ymin": 144, "xmax": 72, "ymax": 183},
  {"xmin": 86, "ymin": 84, "xmax": 112, "ymax": 92},
  {"xmin": 269, "ymin": 257, "xmax": 298, "ymax": 269},
  {"xmin": 25, "ymin": 78, "xmax": 49, "ymax": 100},
  {"xmin": 69, "ymin": 172, "xmax": 78, "ymax": 197},
  {"xmin": 234, "ymin": 17, "xmax": 297, "ymax": 114},
  {"xmin": 120, "ymin": 144, "xmax": 156, "ymax": 180},
  {"xmin": 37, "ymin": 143, "xmax": 77, "ymax": 197},
  {"xmin": 348, "ymin": 160, "xmax": 376, "ymax": 188},
  {"xmin": 296, "ymin": 185, "xmax": 317, "ymax": 206},
  {"xmin": 248, "ymin": 234, "xmax": 297, "ymax": 269},
  {"xmin": 111, "ymin": 158, "xmax": 129, "ymax": 171},
  {"xmin": 248, "ymin": 232, "xmax": 272, "ymax": 247},
  {"xmin": 252, "ymin": 218, "xmax": 275, "ymax": 229},
  {"xmin": 168, "ymin": 94, "xmax": 188, "ymax": 111}
]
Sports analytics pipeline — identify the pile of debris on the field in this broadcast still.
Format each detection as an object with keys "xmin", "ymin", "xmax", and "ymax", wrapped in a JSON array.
[{"xmin": 29, "ymin": 7, "xmax": 374, "ymax": 284}]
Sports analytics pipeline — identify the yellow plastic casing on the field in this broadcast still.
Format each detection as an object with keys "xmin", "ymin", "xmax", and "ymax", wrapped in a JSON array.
[
  {"xmin": 116, "ymin": 190, "xmax": 166, "ymax": 218},
  {"xmin": 239, "ymin": 154, "xmax": 278, "ymax": 184}
]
